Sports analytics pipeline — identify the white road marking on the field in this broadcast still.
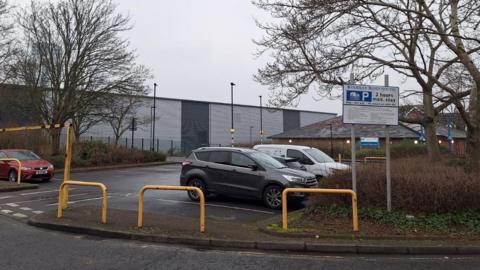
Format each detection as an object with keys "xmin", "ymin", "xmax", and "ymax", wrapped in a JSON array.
[
  {"xmin": 32, "ymin": 210, "xmax": 44, "ymax": 214},
  {"xmin": 1, "ymin": 209, "xmax": 13, "ymax": 214},
  {"xmin": 20, "ymin": 189, "xmax": 73, "ymax": 196},
  {"xmin": 12, "ymin": 213, "xmax": 28, "ymax": 218},
  {"xmin": 48, "ymin": 196, "xmax": 111, "ymax": 206},
  {"xmin": 20, "ymin": 207, "xmax": 32, "ymax": 211},
  {"xmin": 0, "ymin": 196, "xmax": 12, "ymax": 200},
  {"xmin": 6, "ymin": 203, "xmax": 19, "ymax": 207},
  {"xmin": 1, "ymin": 192, "xmax": 91, "ymax": 205},
  {"xmin": 155, "ymin": 198, "xmax": 275, "ymax": 214}
]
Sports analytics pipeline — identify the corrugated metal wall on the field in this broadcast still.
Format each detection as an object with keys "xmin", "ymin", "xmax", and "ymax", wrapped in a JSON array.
[
  {"xmin": 283, "ymin": 110, "xmax": 300, "ymax": 131},
  {"xmin": 181, "ymin": 101, "xmax": 209, "ymax": 153},
  {"xmin": 210, "ymin": 104, "xmax": 265, "ymax": 146},
  {"xmin": 79, "ymin": 96, "xmax": 335, "ymax": 152}
]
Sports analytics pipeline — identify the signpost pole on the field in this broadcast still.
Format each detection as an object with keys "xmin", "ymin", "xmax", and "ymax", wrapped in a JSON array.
[
  {"xmin": 351, "ymin": 125, "xmax": 357, "ymax": 193},
  {"xmin": 384, "ymin": 75, "xmax": 392, "ymax": 212}
]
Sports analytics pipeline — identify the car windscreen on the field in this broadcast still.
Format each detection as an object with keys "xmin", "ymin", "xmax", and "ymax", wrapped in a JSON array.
[
  {"xmin": 304, "ymin": 148, "xmax": 334, "ymax": 163},
  {"xmin": 249, "ymin": 152, "xmax": 286, "ymax": 169},
  {"xmin": 6, "ymin": 151, "xmax": 40, "ymax": 161}
]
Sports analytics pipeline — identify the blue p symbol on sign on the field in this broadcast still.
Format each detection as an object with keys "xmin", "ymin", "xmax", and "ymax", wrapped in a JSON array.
[{"xmin": 362, "ymin": 91, "xmax": 372, "ymax": 102}]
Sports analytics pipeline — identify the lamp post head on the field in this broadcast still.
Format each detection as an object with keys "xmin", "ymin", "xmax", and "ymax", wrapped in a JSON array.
[
  {"xmin": 230, "ymin": 82, "xmax": 235, "ymax": 86},
  {"xmin": 154, "ymin": 83, "xmax": 157, "ymax": 87}
]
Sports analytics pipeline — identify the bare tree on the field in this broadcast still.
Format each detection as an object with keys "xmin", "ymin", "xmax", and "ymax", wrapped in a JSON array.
[
  {"xmin": 13, "ymin": 0, "xmax": 151, "ymax": 154},
  {"xmin": 0, "ymin": 0, "xmax": 15, "ymax": 83},
  {"xmin": 253, "ymin": 0, "xmax": 471, "ymax": 161},
  {"xmin": 105, "ymin": 91, "xmax": 149, "ymax": 147}
]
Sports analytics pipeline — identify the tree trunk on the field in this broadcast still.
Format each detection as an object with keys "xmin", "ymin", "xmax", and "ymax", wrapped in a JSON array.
[
  {"xmin": 423, "ymin": 90, "xmax": 441, "ymax": 160},
  {"xmin": 424, "ymin": 120, "xmax": 440, "ymax": 160},
  {"xmin": 466, "ymin": 85, "xmax": 480, "ymax": 172},
  {"xmin": 466, "ymin": 128, "xmax": 480, "ymax": 172},
  {"xmin": 74, "ymin": 127, "xmax": 81, "ymax": 142},
  {"xmin": 49, "ymin": 128, "xmax": 61, "ymax": 155},
  {"xmin": 114, "ymin": 135, "xmax": 120, "ymax": 147}
]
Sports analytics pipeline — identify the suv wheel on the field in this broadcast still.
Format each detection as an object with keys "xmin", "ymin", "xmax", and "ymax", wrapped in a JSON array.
[
  {"xmin": 263, "ymin": 185, "xmax": 283, "ymax": 210},
  {"xmin": 187, "ymin": 178, "xmax": 206, "ymax": 201}
]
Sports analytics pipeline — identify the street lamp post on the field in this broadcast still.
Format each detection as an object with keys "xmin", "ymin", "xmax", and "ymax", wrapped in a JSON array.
[
  {"xmin": 230, "ymin": 82, "xmax": 235, "ymax": 147},
  {"xmin": 152, "ymin": 83, "xmax": 157, "ymax": 151},
  {"xmin": 259, "ymin": 95, "xmax": 263, "ymax": 144}
]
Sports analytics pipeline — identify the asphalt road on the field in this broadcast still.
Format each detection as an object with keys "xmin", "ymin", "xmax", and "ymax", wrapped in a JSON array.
[
  {"xmin": 1, "ymin": 215, "xmax": 480, "ymax": 270},
  {"xmin": 0, "ymin": 164, "xmax": 280, "ymax": 223}
]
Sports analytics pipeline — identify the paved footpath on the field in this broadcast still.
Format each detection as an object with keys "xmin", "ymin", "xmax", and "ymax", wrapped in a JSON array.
[{"xmin": 2, "ymin": 215, "xmax": 480, "ymax": 270}]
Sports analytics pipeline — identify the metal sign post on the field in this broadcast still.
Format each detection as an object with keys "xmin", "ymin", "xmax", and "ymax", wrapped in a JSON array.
[
  {"xmin": 384, "ymin": 75, "xmax": 392, "ymax": 212},
  {"xmin": 342, "ymin": 78, "xmax": 399, "ymax": 212},
  {"xmin": 351, "ymin": 125, "xmax": 356, "ymax": 193}
]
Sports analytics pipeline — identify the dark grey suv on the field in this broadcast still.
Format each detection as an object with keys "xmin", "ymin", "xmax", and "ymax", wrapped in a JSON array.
[{"xmin": 180, "ymin": 147, "xmax": 318, "ymax": 209}]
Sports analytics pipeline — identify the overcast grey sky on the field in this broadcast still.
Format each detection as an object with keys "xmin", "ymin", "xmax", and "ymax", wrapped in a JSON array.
[
  {"xmin": 16, "ymin": 0, "xmax": 418, "ymax": 114},
  {"xmin": 113, "ymin": 0, "xmax": 349, "ymax": 114}
]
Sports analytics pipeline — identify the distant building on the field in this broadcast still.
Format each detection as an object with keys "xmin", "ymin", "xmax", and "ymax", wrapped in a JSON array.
[
  {"xmin": 0, "ymin": 84, "xmax": 336, "ymax": 153},
  {"xmin": 269, "ymin": 116, "xmax": 466, "ymax": 155}
]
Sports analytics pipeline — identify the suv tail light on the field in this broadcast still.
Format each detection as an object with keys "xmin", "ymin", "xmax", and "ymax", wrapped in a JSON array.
[{"xmin": 182, "ymin": 161, "xmax": 192, "ymax": 166}]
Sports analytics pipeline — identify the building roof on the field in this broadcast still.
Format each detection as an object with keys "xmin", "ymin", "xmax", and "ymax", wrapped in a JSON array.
[
  {"xmin": 0, "ymin": 83, "xmax": 337, "ymax": 116},
  {"xmin": 269, "ymin": 116, "xmax": 466, "ymax": 139}
]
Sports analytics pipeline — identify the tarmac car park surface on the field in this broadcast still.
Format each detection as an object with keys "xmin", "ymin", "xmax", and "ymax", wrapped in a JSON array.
[{"xmin": 0, "ymin": 164, "xmax": 281, "ymax": 223}]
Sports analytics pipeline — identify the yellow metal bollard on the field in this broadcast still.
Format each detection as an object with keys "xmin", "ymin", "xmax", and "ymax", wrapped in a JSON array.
[
  {"xmin": 0, "ymin": 158, "xmax": 22, "ymax": 184},
  {"xmin": 138, "ymin": 185, "xmax": 205, "ymax": 233},
  {"xmin": 57, "ymin": 180, "xmax": 108, "ymax": 224},
  {"xmin": 282, "ymin": 188, "xmax": 359, "ymax": 232}
]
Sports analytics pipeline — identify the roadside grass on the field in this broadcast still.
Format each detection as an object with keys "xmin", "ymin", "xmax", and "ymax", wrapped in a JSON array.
[{"xmin": 304, "ymin": 205, "xmax": 480, "ymax": 234}]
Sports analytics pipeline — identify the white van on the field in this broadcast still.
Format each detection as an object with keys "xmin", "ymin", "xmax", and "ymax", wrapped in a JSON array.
[{"xmin": 253, "ymin": 144, "xmax": 349, "ymax": 178}]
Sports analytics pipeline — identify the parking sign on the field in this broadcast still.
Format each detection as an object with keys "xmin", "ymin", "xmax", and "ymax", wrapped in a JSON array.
[{"xmin": 343, "ymin": 84, "xmax": 399, "ymax": 125}]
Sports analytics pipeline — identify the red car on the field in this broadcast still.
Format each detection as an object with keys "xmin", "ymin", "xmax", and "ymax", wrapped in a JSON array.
[{"xmin": 0, "ymin": 149, "xmax": 54, "ymax": 182}]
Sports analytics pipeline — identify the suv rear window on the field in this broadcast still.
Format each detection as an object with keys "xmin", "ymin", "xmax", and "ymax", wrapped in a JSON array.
[
  {"xmin": 195, "ymin": 151, "xmax": 210, "ymax": 161},
  {"xmin": 208, "ymin": 151, "xmax": 230, "ymax": 165}
]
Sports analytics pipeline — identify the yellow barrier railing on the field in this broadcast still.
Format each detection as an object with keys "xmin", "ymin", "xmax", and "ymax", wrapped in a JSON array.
[
  {"xmin": 138, "ymin": 185, "xmax": 205, "ymax": 233},
  {"xmin": 363, "ymin": 156, "xmax": 386, "ymax": 163},
  {"xmin": 0, "ymin": 158, "xmax": 22, "ymax": 184},
  {"xmin": 282, "ymin": 188, "xmax": 359, "ymax": 232},
  {"xmin": 57, "ymin": 180, "xmax": 108, "ymax": 224}
]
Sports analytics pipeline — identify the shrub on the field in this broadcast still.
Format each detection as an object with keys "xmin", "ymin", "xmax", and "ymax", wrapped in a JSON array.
[{"xmin": 308, "ymin": 156, "xmax": 480, "ymax": 213}]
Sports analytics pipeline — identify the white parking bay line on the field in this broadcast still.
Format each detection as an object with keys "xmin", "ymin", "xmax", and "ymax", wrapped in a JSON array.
[
  {"xmin": 21, "ymin": 188, "xmax": 77, "ymax": 196},
  {"xmin": 0, "ymin": 196, "xmax": 12, "ymax": 200},
  {"xmin": 12, "ymin": 213, "xmax": 28, "ymax": 218},
  {"xmin": 155, "ymin": 199, "xmax": 275, "ymax": 214},
  {"xmin": 20, "ymin": 207, "xmax": 32, "ymax": 211},
  {"xmin": 1, "ymin": 192, "xmax": 91, "ymax": 205},
  {"xmin": 6, "ymin": 203, "xmax": 19, "ymax": 207},
  {"xmin": 32, "ymin": 210, "xmax": 44, "ymax": 214},
  {"xmin": 47, "ymin": 196, "xmax": 111, "ymax": 206},
  {"xmin": 1, "ymin": 209, "xmax": 13, "ymax": 214}
]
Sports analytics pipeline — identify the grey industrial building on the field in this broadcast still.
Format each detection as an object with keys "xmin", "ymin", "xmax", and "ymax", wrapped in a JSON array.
[{"xmin": 83, "ymin": 96, "xmax": 336, "ymax": 153}]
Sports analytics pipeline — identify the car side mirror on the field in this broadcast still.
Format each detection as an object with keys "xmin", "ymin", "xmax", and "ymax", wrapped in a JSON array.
[{"xmin": 249, "ymin": 164, "xmax": 258, "ymax": 171}]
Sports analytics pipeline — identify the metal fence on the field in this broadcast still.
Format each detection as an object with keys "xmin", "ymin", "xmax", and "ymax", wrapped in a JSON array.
[{"xmin": 78, "ymin": 136, "xmax": 183, "ymax": 155}]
